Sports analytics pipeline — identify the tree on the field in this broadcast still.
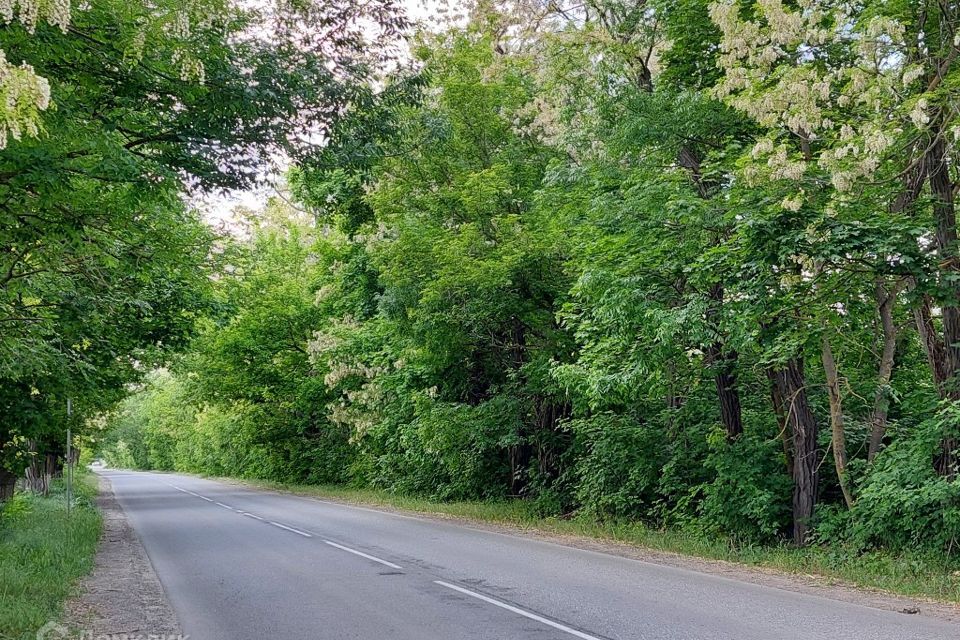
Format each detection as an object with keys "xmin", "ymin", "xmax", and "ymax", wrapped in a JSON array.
[{"xmin": 710, "ymin": 0, "xmax": 960, "ymax": 478}]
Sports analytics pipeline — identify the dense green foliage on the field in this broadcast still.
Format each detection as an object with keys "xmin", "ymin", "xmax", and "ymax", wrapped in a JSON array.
[{"xmin": 97, "ymin": 0, "xmax": 960, "ymax": 567}]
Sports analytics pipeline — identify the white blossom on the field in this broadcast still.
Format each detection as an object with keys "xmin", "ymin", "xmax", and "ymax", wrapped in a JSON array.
[
  {"xmin": 910, "ymin": 98, "xmax": 930, "ymax": 128},
  {"xmin": 0, "ymin": 0, "xmax": 70, "ymax": 32},
  {"xmin": 0, "ymin": 51, "xmax": 51, "ymax": 149},
  {"xmin": 902, "ymin": 65, "xmax": 924, "ymax": 87},
  {"xmin": 781, "ymin": 192, "xmax": 804, "ymax": 211}
]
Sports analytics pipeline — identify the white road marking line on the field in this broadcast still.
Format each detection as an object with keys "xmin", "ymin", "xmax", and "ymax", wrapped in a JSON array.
[
  {"xmin": 323, "ymin": 540, "xmax": 401, "ymax": 569},
  {"xmin": 199, "ymin": 496, "xmax": 214, "ymax": 502},
  {"xmin": 171, "ymin": 486, "xmax": 189, "ymax": 493},
  {"xmin": 215, "ymin": 502, "xmax": 233, "ymax": 510},
  {"xmin": 269, "ymin": 521, "xmax": 313, "ymax": 537},
  {"xmin": 241, "ymin": 512, "xmax": 264, "ymax": 521},
  {"xmin": 433, "ymin": 581, "xmax": 603, "ymax": 640}
]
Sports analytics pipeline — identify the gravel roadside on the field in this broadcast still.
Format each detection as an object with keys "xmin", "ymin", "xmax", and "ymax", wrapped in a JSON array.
[{"xmin": 63, "ymin": 476, "xmax": 183, "ymax": 639}]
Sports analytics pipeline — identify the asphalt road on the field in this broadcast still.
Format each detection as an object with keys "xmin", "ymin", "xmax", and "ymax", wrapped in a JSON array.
[{"xmin": 101, "ymin": 469, "xmax": 959, "ymax": 640}]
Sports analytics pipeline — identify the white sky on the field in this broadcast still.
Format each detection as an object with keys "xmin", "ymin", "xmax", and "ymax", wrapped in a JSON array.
[{"xmin": 195, "ymin": 0, "xmax": 454, "ymax": 231}]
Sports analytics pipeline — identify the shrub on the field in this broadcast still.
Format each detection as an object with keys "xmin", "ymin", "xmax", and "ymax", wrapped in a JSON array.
[
  {"xmin": 844, "ymin": 404, "xmax": 960, "ymax": 553},
  {"xmin": 569, "ymin": 413, "xmax": 666, "ymax": 520},
  {"xmin": 695, "ymin": 429, "xmax": 792, "ymax": 544}
]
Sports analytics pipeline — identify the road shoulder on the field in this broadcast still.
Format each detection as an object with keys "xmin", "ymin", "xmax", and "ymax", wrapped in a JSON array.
[{"xmin": 64, "ymin": 475, "xmax": 182, "ymax": 639}]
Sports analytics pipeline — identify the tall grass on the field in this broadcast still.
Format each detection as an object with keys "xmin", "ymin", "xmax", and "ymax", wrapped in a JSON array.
[{"xmin": 0, "ymin": 475, "xmax": 101, "ymax": 640}]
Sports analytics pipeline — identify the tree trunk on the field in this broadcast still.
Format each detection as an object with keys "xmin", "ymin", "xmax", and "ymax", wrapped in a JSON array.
[
  {"xmin": 767, "ymin": 367, "xmax": 793, "ymax": 472},
  {"xmin": 894, "ymin": 146, "xmax": 949, "ymax": 470},
  {"xmin": 24, "ymin": 460, "xmax": 50, "ymax": 495},
  {"xmin": 664, "ymin": 361, "xmax": 684, "ymax": 435},
  {"xmin": 911, "ymin": 283, "xmax": 949, "ymax": 395},
  {"xmin": 821, "ymin": 335, "xmax": 854, "ymax": 508},
  {"xmin": 678, "ymin": 146, "xmax": 744, "ymax": 441},
  {"xmin": 714, "ymin": 354, "xmax": 743, "ymax": 440},
  {"xmin": 909, "ymin": 262, "xmax": 959, "ymax": 477},
  {"xmin": 706, "ymin": 282, "xmax": 743, "ymax": 440},
  {"xmin": 47, "ymin": 453, "xmax": 60, "ymax": 479},
  {"xmin": 47, "ymin": 440, "xmax": 66, "ymax": 478},
  {"xmin": 0, "ymin": 467, "xmax": 15, "ymax": 501},
  {"xmin": 23, "ymin": 440, "xmax": 52, "ymax": 496},
  {"xmin": 773, "ymin": 359, "xmax": 819, "ymax": 545},
  {"xmin": 927, "ymin": 131, "xmax": 960, "ymax": 477},
  {"xmin": 507, "ymin": 318, "xmax": 530, "ymax": 495},
  {"xmin": 532, "ymin": 396, "xmax": 571, "ymax": 485},
  {"xmin": 869, "ymin": 279, "xmax": 899, "ymax": 461},
  {"xmin": 706, "ymin": 337, "xmax": 743, "ymax": 440}
]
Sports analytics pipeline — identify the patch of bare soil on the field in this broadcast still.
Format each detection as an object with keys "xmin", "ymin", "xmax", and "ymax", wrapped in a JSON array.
[{"xmin": 63, "ymin": 477, "xmax": 182, "ymax": 639}]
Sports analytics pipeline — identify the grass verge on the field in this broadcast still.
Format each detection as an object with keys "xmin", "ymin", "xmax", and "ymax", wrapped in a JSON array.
[
  {"xmin": 0, "ymin": 474, "xmax": 101, "ymax": 640},
  {"xmin": 230, "ymin": 478, "xmax": 960, "ymax": 605}
]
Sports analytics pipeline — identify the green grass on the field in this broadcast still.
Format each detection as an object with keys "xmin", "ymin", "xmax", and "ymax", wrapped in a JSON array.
[
  {"xmin": 232, "ymin": 478, "xmax": 960, "ymax": 604},
  {"xmin": 0, "ymin": 475, "xmax": 101, "ymax": 640}
]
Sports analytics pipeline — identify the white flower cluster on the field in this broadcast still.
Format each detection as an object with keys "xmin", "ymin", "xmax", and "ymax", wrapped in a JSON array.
[
  {"xmin": 910, "ymin": 98, "xmax": 930, "ymax": 128},
  {"xmin": 744, "ymin": 138, "xmax": 806, "ymax": 188},
  {"xmin": 781, "ymin": 191, "xmax": 804, "ymax": 211},
  {"xmin": 0, "ymin": 50, "xmax": 51, "ymax": 149},
  {"xmin": 0, "ymin": 0, "xmax": 223, "ymax": 151},
  {"xmin": 308, "ymin": 330, "xmax": 341, "ymax": 357},
  {"xmin": 324, "ymin": 365, "xmax": 387, "ymax": 435},
  {"xmin": 323, "ymin": 363, "xmax": 381, "ymax": 388},
  {"xmin": 165, "ymin": 7, "xmax": 209, "ymax": 84},
  {"xmin": 171, "ymin": 49, "xmax": 205, "ymax": 84},
  {"xmin": 514, "ymin": 95, "xmax": 564, "ymax": 147},
  {"xmin": 767, "ymin": 144, "xmax": 806, "ymax": 181},
  {"xmin": 314, "ymin": 284, "xmax": 335, "ymax": 304},
  {"xmin": 326, "ymin": 378, "xmax": 386, "ymax": 435},
  {"xmin": 710, "ymin": 0, "xmax": 916, "ymax": 199},
  {"xmin": 169, "ymin": 10, "xmax": 191, "ymax": 39},
  {"xmin": 0, "ymin": 0, "xmax": 70, "ymax": 147},
  {"xmin": 0, "ymin": 0, "xmax": 70, "ymax": 33},
  {"xmin": 901, "ymin": 64, "xmax": 925, "ymax": 87}
]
